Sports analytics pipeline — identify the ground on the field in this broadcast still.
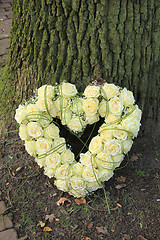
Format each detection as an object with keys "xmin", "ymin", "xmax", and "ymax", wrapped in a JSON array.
[{"xmin": 0, "ymin": 125, "xmax": 160, "ymax": 240}]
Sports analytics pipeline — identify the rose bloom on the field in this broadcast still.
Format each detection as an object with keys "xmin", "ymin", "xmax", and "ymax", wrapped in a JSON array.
[
  {"xmin": 61, "ymin": 82, "xmax": 77, "ymax": 98},
  {"xmin": 89, "ymin": 135, "xmax": 103, "ymax": 154},
  {"xmin": 44, "ymin": 167, "xmax": 56, "ymax": 178},
  {"xmin": 129, "ymin": 105, "xmax": 142, "ymax": 121},
  {"xmin": 71, "ymin": 162, "xmax": 83, "ymax": 177},
  {"xmin": 15, "ymin": 105, "xmax": 27, "ymax": 124},
  {"xmin": 71, "ymin": 98, "xmax": 84, "ymax": 114},
  {"xmin": 86, "ymin": 181, "xmax": 101, "ymax": 192},
  {"xmin": 36, "ymin": 138, "xmax": 52, "ymax": 155},
  {"xmin": 35, "ymin": 157, "xmax": 46, "ymax": 168},
  {"xmin": 84, "ymin": 85, "xmax": 100, "ymax": 98},
  {"xmin": 85, "ymin": 113, "xmax": 99, "ymax": 125},
  {"xmin": 119, "ymin": 88, "xmax": 135, "ymax": 107},
  {"xmin": 27, "ymin": 122, "xmax": 43, "ymax": 139},
  {"xmin": 102, "ymin": 83, "xmax": 119, "ymax": 99},
  {"xmin": 60, "ymin": 109, "xmax": 72, "ymax": 125},
  {"xmin": 49, "ymin": 102, "xmax": 59, "ymax": 118},
  {"xmin": 67, "ymin": 116, "xmax": 85, "ymax": 132},
  {"xmin": 104, "ymin": 139, "xmax": 121, "ymax": 156},
  {"xmin": 122, "ymin": 138, "xmax": 133, "ymax": 154},
  {"xmin": 36, "ymin": 98, "xmax": 54, "ymax": 112},
  {"xmin": 113, "ymin": 124, "xmax": 128, "ymax": 140},
  {"xmin": 53, "ymin": 137, "xmax": 66, "ymax": 153},
  {"xmin": 109, "ymin": 97, "xmax": 123, "ymax": 116},
  {"xmin": 82, "ymin": 166, "xmax": 99, "ymax": 182},
  {"xmin": 80, "ymin": 151, "xmax": 92, "ymax": 166},
  {"xmin": 105, "ymin": 113, "xmax": 119, "ymax": 126},
  {"xmin": 83, "ymin": 98, "xmax": 99, "ymax": 115},
  {"xmin": 38, "ymin": 85, "xmax": 55, "ymax": 99},
  {"xmin": 55, "ymin": 97, "xmax": 70, "ymax": 112},
  {"xmin": 45, "ymin": 152, "xmax": 61, "ymax": 169},
  {"xmin": 98, "ymin": 123, "xmax": 113, "ymax": 141},
  {"xmin": 122, "ymin": 117, "xmax": 141, "ymax": 137},
  {"xmin": 26, "ymin": 104, "xmax": 40, "ymax": 119},
  {"xmin": 55, "ymin": 165, "xmax": 72, "ymax": 180},
  {"xmin": 99, "ymin": 169, "xmax": 114, "ymax": 182},
  {"xmin": 98, "ymin": 99, "xmax": 108, "ymax": 118},
  {"xmin": 54, "ymin": 179, "xmax": 69, "ymax": 192},
  {"xmin": 69, "ymin": 176, "xmax": 86, "ymax": 190},
  {"xmin": 68, "ymin": 189, "xmax": 87, "ymax": 198},
  {"xmin": 95, "ymin": 151, "xmax": 113, "ymax": 170},
  {"xmin": 19, "ymin": 124, "xmax": 30, "ymax": 140},
  {"xmin": 25, "ymin": 140, "xmax": 37, "ymax": 157},
  {"xmin": 61, "ymin": 149, "xmax": 75, "ymax": 164},
  {"xmin": 112, "ymin": 153, "xmax": 124, "ymax": 168},
  {"xmin": 43, "ymin": 123, "xmax": 60, "ymax": 139},
  {"xmin": 37, "ymin": 113, "xmax": 52, "ymax": 128}
]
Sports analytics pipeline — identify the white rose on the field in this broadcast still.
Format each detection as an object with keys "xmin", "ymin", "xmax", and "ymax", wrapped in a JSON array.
[
  {"xmin": 55, "ymin": 165, "xmax": 72, "ymax": 180},
  {"xmin": 38, "ymin": 85, "xmax": 55, "ymax": 99},
  {"xmin": 102, "ymin": 83, "xmax": 119, "ymax": 99},
  {"xmin": 27, "ymin": 122, "xmax": 43, "ymax": 139},
  {"xmin": 25, "ymin": 140, "xmax": 37, "ymax": 157},
  {"xmin": 122, "ymin": 139, "xmax": 133, "ymax": 154},
  {"xmin": 68, "ymin": 189, "xmax": 87, "ymax": 198},
  {"xmin": 71, "ymin": 162, "xmax": 83, "ymax": 177},
  {"xmin": 112, "ymin": 153, "xmax": 124, "ymax": 168},
  {"xmin": 99, "ymin": 169, "xmax": 114, "ymax": 182},
  {"xmin": 104, "ymin": 140, "xmax": 121, "ymax": 156},
  {"xmin": 98, "ymin": 124, "xmax": 113, "ymax": 141},
  {"xmin": 95, "ymin": 151, "xmax": 113, "ymax": 170},
  {"xmin": 86, "ymin": 181, "xmax": 101, "ymax": 192},
  {"xmin": 35, "ymin": 157, "xmax": 46, "ymax": 168},
  {"xmin": 15, "ymin": 105, "xmax": 27, "ymax": 124},
  {"xmin": 85, "ymin": 113, "xmax": 99, "ymax": 125},
  {"xmin": 61, "ymin": 82, "xmax": 77, "ymax": 98},
  {"xmin": 67, "ymin": 116, "xmax": 85, "ymax": 132},
  {"xmin": 49, "ymin": 102, "xmax": 59, "ymax": 118},
  {"xmin": 54, "ymin": 179, "xmax": 69, "ymax": 192},
  {"xmin": 26, "ymin": 103, "xmax": 40, "ymax": 120},
  {"xmin": 89, "ymin": 135, "xmax": 103, "ymax": 154},
  {"xmin": 36, "ymin": 138, "xmax": 52, "ymax": 155},
  {"xmin": 82, "ymin": 166, "xmax": 99, "ymax": 182},
  {"xmin": 36, "ymin": 98, "xmax": 54, "ymax": 112},
  {"xmin": 122, "ymin": 117, "xmax": 141, "ymax": 137},
  {"xmin": 98, "ymin": 99, "xmax": 108, "ymax": 118},
  {"xmin": 69, "ymin": 176, "xmax": 86, "ymax": 190},
  {"xmin": 44, "ymin": 167, "xmax": 56, "ymax": 178},
  {"xmin": 55, "ymin": 97, "xmax": 70, "ymax": 112},
  {"xmin": 113, "ymin": 124, "xmax": 128, "ymax": 140},
  {"xmin": 19, "ymin": 124, "xmax": 30, "ymax": 140},
  {"xmin": 60, "ymin": 109, "xmax": 72, "ymax": 125},
  {"xmin": 80, "ymin": 151, "xmax": 92, "ymax": 166},
  {"xmin": 61, "ymin": 149, "xmax": 75, "ymax": 164},
  {"xmin": 119, "ymin": 88, "xmax": 135, "ymax": 107},
  {"xmin": 71, "ymin": 98, "xmax": 84, "ymax": 114},
  {"xmin": 43, "ymin": 123, "xmax": 60, "ymax": 139},
  {"xmin": 130, "ymin": 105, "xmax": 142, "ymax": 121},
  {"xmin": 105, "ymin": 114, "xmax": 119, "ymax": 126},
  {"xmin": 37, "ymin": 113, "xmax": 52, "ymax": 128},
  {"xmin": 53, "ymin": 137, "xmax": 66, "ymax": 153},
  {"xmin": 83, "ymin": 98, "xmax": 99, "ymax": 115},
  {"xmin": 109, "ymin": 97, "xmax": 123, "ymax": 116},
  {"xmin": 84, "ymin": 85, "xmax": 100, "ymax": 98},
  {"xmin": 46, "ymin": 152, "xmax": 61, "ymax": 168}
]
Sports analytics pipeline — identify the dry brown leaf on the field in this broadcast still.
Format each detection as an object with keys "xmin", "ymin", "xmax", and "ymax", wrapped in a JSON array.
[
  {"xmin": 115, "ymin": 184, "xmax": 126, "ymax": 189},
  {"xmin": 117, "ymin": 203, "xmax": 122, "ymax": 208},
  {"xmin": 137, "ymin": 235, "xmax": 147, "ymax": 240},
  {"xmin": 38, "ymin": 221, "xmax": 45, "ymax": 228},
  {"xmin": 43, "ymin": 226, "xmax": 52, "ymax": 232},
  {"xmin": 130, "ymin": 155, "xmax": 138, "ymax": 162},
  {"xmin": 85, "ymin": 237, "xmax": 92, "ymax": 240},
  {"xmin": 45, "ymin": 214, "xmax": 55, "ymax": 223},
  {"xmin": 75, "ymin": 198, "xmax": 86, "ymax": 205},
  {"xmin": 96, "ymin": 226, "xmax": 108, "ymax": 234},
  {"xmin": 87, "ymin": 223, "xmax": 93, "ymax": 229},
  {"xmin": 115, "ymin": 175, "xmax": 126, "ymax": 182},
  {"xmin": 56, "ymin": 197, "xmax": 71, "ymax": 206}
]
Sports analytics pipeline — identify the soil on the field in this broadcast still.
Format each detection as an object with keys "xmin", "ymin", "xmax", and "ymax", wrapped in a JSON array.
[{"xmin": 0, "ymin": 124, "xmax": 160, "ymax": 240}]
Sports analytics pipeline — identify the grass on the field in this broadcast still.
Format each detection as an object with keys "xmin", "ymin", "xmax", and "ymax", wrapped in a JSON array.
[{"xmin": 135, "ymin": 169, "xmax": 150, "ymax": 177}]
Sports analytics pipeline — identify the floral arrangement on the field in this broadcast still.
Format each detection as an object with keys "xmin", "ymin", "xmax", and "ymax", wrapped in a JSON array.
[{"xmin": 15, "ymin": 80, "xmax": 142, "ymax": 198}]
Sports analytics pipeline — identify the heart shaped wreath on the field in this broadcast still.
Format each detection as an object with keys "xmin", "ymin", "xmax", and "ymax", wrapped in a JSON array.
[{"xmin": 15, "ymin": 79, "xmax": 142, "ymax": 198}]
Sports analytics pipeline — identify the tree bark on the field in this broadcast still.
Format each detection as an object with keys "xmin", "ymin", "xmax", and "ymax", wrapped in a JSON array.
[{"xmin": 0, "ymin": 0, "xmax": 160, "ymax": 135}]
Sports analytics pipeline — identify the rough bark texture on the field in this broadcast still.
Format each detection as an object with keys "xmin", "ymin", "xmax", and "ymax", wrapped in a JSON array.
[{"xmin": 0, "ymin": 0, "xmax": 160, "ymax": 134}]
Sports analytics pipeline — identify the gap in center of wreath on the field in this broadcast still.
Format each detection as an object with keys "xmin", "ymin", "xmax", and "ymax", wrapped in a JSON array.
[{"xmin": 55, "ymin": 118, "xmax": 104, "ymax": 158}]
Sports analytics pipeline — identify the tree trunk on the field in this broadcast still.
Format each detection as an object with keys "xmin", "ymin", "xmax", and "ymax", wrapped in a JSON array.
[{"xmin": 0, "ymin": 0, "xmax": 160, "ymax": 135}]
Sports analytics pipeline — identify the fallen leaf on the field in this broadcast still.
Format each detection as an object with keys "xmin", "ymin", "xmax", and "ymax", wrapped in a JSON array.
[
  {"xmin": 56, "ymin": 197, "xmax": 71, "ymax": 206},
  {"xmin": 137, "ymin": 235, "xmax": 147, "ymax": 240},
  {"xmin": 87, "ymin": 223, "xmax": 93, "ymax": 229},
  {"xmin": 115, "ymin": 184, "xmax": 126, "ymax": 189},
  {"xmin": 45, "ymin": 214, "xmax": 55, "ymax": 223},
  {"xmin": 38, "ymin": 221, "xmax": 45, "ymax": 228},
  {"xmin": 43, "ymin": 226, "xmax": 52, "ymax": 232},
  {"xmin": 53, "ymin": 193, "xmax": 57, "ymax": 197},
  {"xmin": 16, "ymin": 166, "xmax": 23, "ymax": 172},
  {"xmin": 115, "ymin": 175, "xmax": 126, "ymax": 182},
  {"xmin": 75, "ymin": 198, "xmax": 86, "ymax": 205},
  {"xmin": 130, "ymin": 155, "xmax": 138, "ymax": 162},
  {"xmin": 117, "ymin": 203, "xmax": 122, "ymax": 208},
  {"xmin": 96, "ymin": 226, "xmax": 108, "ymax": 234},
  {"xmin": 85, "ymin": 237, "xmax": 92, "ymax": 240},
  {"xmin": 111, "ymin": 229, "xmax": 115, "ymax": 232}
]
